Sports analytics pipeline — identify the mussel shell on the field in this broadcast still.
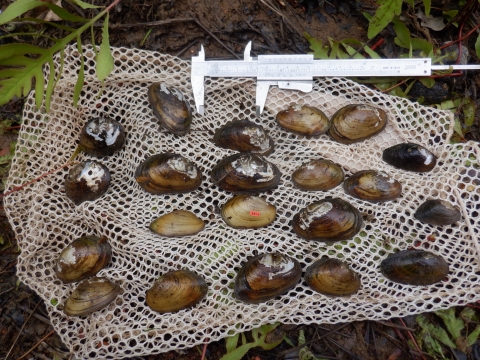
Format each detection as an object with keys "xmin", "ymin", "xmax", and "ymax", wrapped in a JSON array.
[
  {"xmin": 79, "ymin": 117, "xmax": 125, "ymax": 157},
  {"xmin": 292, "ymin": 198, "xmax": 363, "ymax": 241},
  {"xmin": 221, "ymin": 195, "xmax": 276, "ymax": 229},
  {"xmin": 55, "ymin": 236, "xmax": 112, "ymax": 283},
  {"xmin": 328, "ymin": 104, "xmax": 387, "ymax": 144},
  {"xmin": 135, "ymin": 153, "xmax": 202, "ymax": 194},
  {"xmin": 148, "ymin": 82, "xmax": 192, "ymax": 135},
  {"xmin": 414, "ymin": 199, "xmax": 461, "ymax": 226},
  {"xmin": 382, "ymin": 143, "xmax": 437, "ymax": 172},
  {"xmin": 305, "ymin": 257, "xmax": 361, "ymax": 296},
  {"xmin": 213, "ymin": 119, "xmax": 274, "ymax": 156},
  {"xmin": 64, "ymin": 277, "xmax": 121, "ymax": 316},
  {"xmin": 276, "ymin": 104, "xmax": 330, "ymax": 137},
  {"xmin": 65, "ymin": 161, "xmax": 111, "ymax": 205},
  {"xmin": 146, "ymin": 269, "xmax": 208, "ymax": 313},
  {"xmin": 150, "ymin": 210, "xmax": 205, "ymax": 237},
  {"xmin": 343, "ymin": 170, "xmax": 402, "ymax": 202},
  {"xmin": 211, "ymin": 153, "xmax": 281, "ymax": 193},
  {"xmin": 380, "ymin": 250, "xmax": 449, "ymax": 285},
  {"xmin": 234, "ymin": 253, "xmax": 302, "ymax": 304},
  {"xmin": 292, "ymin": 159, "xmax": 344, "ymax": 191}
]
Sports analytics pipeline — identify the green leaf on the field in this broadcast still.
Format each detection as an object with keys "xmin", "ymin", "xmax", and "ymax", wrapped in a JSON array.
[
  {"xmin": 411, "ymin": 38, "xmax": 433, "ymax": 55},
  {"xmin": 453, "ymin": 118, "xmax": 464, "ymax": 137},
  {"xmin": 423, "ymin": 0, "xmax": 431, "ymax": 16},
  {"xmin": 0, "ymin": 43, "xmax": 46, "ymax": 61},
  {"xmin": 435, "ymin": 308, "xmax": 464, "ymax": 339},
  {"xmin": 392, "ymin": 17, "xmax": 411, "ymax": 49},
  {"xmin": 342, "ymin": 43, "xmax": 365, "ymax": 59},
  {"xmin": 462, "ymin": 98, "xmax": 476, "ymax": 127},
  {"xmin": 417, "ymin": 314, "xmax": 458, "ymax": 349},
  {"xmin": 404, "ymin": 0, "xmax": 414, "ymax": 7},
  {"xmin": 0, "ymin": 0, "xmax": 48, "ymax": 25},
  {"xmin": 73, "ymin": 38, "xmax": 85, "ymax": 107},
  {"xmin": 50, "ymin": 298, "xmax": 58, "ymax": 306},
  {"xmin": 96, "ymin": 13, "xmax": 114, "ymax": 82},
  {"xmin": 476, "ymin": 34, "xmax": 480, "ymax": 59},
  {"xmin": 305, "ymin": 33, "xmax": 329, "ymax": 59},
  {"xmin": 41, "ymin": 3, "xmax": 89, "ymax": 22},
  {"xmin": 419, "ymin": 77, "xmax": 435, "ymax": 88},
  {"xmin": 417, "ymin": 329, "xmax": 445, "ymax": 358},
  {"xmin": 364, "ymin": 45, "xmax": 382, "ymax": 59},
  {"xmin": 220, "ymin": 342, "xmax": 254, "ymax": 360},
  {"xmin": 460, "ymin": 307, "xmax": 477, "ymax": 322},
  {"xmin": 71, "ymin": 0, "xmax": 103, "ymax": 9},
  {"xmin": 467, "ymin": 325, "xmax": 480, "ymax": 346},
  {"xmin": 367, "ymin": 0, "xmax": 403, "ymax": 39},
  {"xmin": 225, "ymin": 334, "xmax": 240, "ymax": 353},
  {"xmin": 443, "ymin": 10, "xmax": 458, "ymax": 19}
]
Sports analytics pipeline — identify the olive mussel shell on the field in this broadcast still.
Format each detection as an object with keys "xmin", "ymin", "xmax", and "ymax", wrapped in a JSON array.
[
  {"xmin": 344, "ymin": 170, "xmax": 402, "ymax": 202},
  {"xmin": 414, "ymin": 199, "xmax": 461, "ymax": 226},
  {"xmin": 146, "ymin": 269, "xmax": 208, "ymax": 313},
  {"xmin": 234, "ymin": 253, "xmax": 302, "ymax": 304},
  {"xmin": 305, "ymin": 257, "xmax": 361, "ymax": 296},
  {"xmin": 65, "ymin": 161, "xmax": 111, "ymax": 205},
  {"xmin": 79, "ymin": 117, "xmax": 125, "ymax": 157},
  {"xmin": 63, "ymin": 277, "xmax": 121, "ymax": 317},
  {"xmin": 328, "ymin": 104, "xmax": 387, "ymax": 144},
  {"xmin": 292, "ymin": 159, "xmax": 344, "ymax": 191},
  {"xmin": 213, "ymin": 119, "xmax": 274, "ymax": 156},
  {"xmin": 211, "ymin": 153, "xmax": 281, "ymax": 193},
  {"xmin": 382, "ymin": 143, "xmax": 437, "ymax": 172},
  {"xmin": 276, "ymin": 104, "xmax": 330, "ymax": 137},
  {"xmin": 380, "ymin": 250, "xmax": 449, "ymax": 286},
  {"xmin": 135, "ymin": 153, "xmax": 202, "ymax": 194},
  {"xmin": 148, "ymin": 83, "xmax": 192, "ymax": 135},
  {"xmin": 150, "ymin": 210, "xmax": 205, "ymax": 237},
  {"xmin": 55, "ymin": 236, "xmax": 112, "ymax": 283},
  {"xmin": 292, "ymin": 198, "xmax": 363, "ymax": 242},
  {"xmin": 221, "ymin": 195, "xmax": 276, "ymax": 229}
]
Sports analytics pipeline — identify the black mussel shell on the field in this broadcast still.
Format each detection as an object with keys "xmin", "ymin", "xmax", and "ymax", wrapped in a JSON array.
[
  {"xmin": 414, "ymin": 199, "xmax": 461, "ymax": 226},
  {"xmin": 344, "ymin": 170, "xmax": 402, "ymax": 202},
  {"xmin": 292, "ymin": 159, "xmax": 344, "ymax": 191},
  {"xmin": 380, "ymin": 249, "xmax": 449, "ymax": 286},
  {"xmin": 79, "ymin": 117, "xmax": 125, "ymax": 157},
  {"xmin": 65, "ymin": 161, "xmax": 111, "ymax": 205},
  {"xmin": 382, "ymin": 143, "xmax": 437, "ymax": 172},
  {"xmin": 276, "ymin": 104, "xmax": 330, "ymax": 137}
]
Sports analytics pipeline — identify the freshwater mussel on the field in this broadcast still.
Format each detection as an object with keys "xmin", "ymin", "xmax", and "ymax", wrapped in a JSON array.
[
  {"xmin": 382, "ymin": 143, "xmax": 437, "ymax": 172},
  {"xmin": 221, "ymin": 195, "xmax": 276, "ymax": 229},
  {"xmin": 276, "ymin": 104, "xmax": 330, "ymax": 137},
  {"xmin": 292, "ymin": 198, "xmax": 363, "ymax": 241},
  {"xmin": 344, "ymin": 170, "xmax": 402, "ymax": 202},
  {"xmin": 65, "ymin": 161, "xmax": 111, "ymax": 205},
  {"xmin": 414, "ymin": 199, "xmax": 461, "ymax": 226},
  {"xmin": 79, "ymin": 117, "xmax": 125, "ymax": 157},
  {"xmin": 211, "ymin": 153, "xmax": 281, "ymax": 193},
  {"xmin": 146, "ymin": 269, "xmax": 208, "ymax": 313},
  {"xmin": 380, "ymin": 249, "xmax": 449, "ymax": 286},
  {"xmin": 234, "ymin": 253, "xmax": 302, "ymax": 304},
  {"xmin": 213, "ymin": 119, "xmax": 274, "ymax": 156},
  {"xmin": 150, "ymin": 210, "xmax": 205, "ymax": 237},
  {"xmin": 328, "ymin": 104, "xmax": 387, "ymax": 144},
  {"xmin": 292, "ymin": 159, "xmax": 344, "ymax": 191},
  {"xmin": 135, "ymin": 153, "xmax": 202, "ymax": 194}
]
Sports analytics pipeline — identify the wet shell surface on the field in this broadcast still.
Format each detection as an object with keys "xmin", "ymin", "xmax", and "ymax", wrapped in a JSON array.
[
  {"xmin": 79, "ymin": 117, "xmax": 125, "ymax": 157},
  {"xmin": 382, "ymin": 143, "xmax": 437, "ymax": 172},
  {"xmin": 276, "ymin": 104, "xmax": 330, "ymax": 137},
  {"xmin": 292, "ymin": 198, "xmax": 363, "ymax": 242},
  {"xmin": 292, "ymin": 159, "xmax": 344, "ymax": 191},
  {"xmin": 55, "ymin": 236, "xmax": 112, "ymax": 283},
  {"xmin": 63, "ymin": 277, "xmax": 121, "ymax": 317},
  {"xmin": 148, "ymin": 82, "xmax": 192, "ymax": 135},
  {"xmin": 213, "ymin": 119, "xmax": 274, "ymax": 156},
  {"xmin": 343, "ymin": 170, "xmax": 402, "ymax": 202},
  {"xmin": 328, "ymin": 104, "xmax": 387, "ymax": 144},
  {"xmin": 65, "ymin": 161, "xmax": 111, "ymax": 205},
  {"xmin": 221, "ymin": 195, "xmax": 276, "ymax": 229},
  {"xmin": 305, "ymin": 257, "xmax": 361, "ymax": 296},
  {"xmin": 380, "ymin": 250, "xmax": 449, "ymax": 286},
  {"xmin": 146, "ymin": 269, "xmax": 208, "ymax": 313},
  {"xmin": 135, "ymin": 153, "xmax": 202, "ymax": 194},
  {"xmin": 211, "ymin": 153, "xmax": 281, "ymax": 193},
  {"xmin": 149, "ymin": 210, "xmax": 205, "ymax": 237},
  {"xmin": 234, "ymin": 253, "xmax": 302, "ymax": 304},
  {"xmin": 414, "ymin": 199, "xmax": 461, "ymax": 226}
]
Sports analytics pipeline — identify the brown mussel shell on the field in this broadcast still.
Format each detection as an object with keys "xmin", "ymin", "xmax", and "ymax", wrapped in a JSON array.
[
  {"xmin": 63, "ymin": 277, "xmax": 121, "ymax": 317},
  {"xmin": 382, "ymin": 143, "xmax": 437, "ymax": 172},
  {"xmin": 148, "ymin": 82, "xmax": 192, "ymax": 135},
  {"xmin": 292, "ymin": 198, "xmax": 363, "ymax": 241},
  {"xmin": 55, "ymin": 236, "xmax": 112, "ymax": 283},
  {"xmin": 276, "ymin": 104, "xmax": 330, "ymax": 137},
  {"xmin": 135, "ymin": 153, "xmax": 202, "ymax": 194},
  {"xmin": 344, "ymin": 170, "xmax": 402, "ymax": 202},
  {"xmin": 146, "ymin": 269, "xmax": 208, "ymax": 313},
  {"xmin": 380, "ymin": 250, "xmax": 449, "ymax": 286},
  {"xmin": 221, "ymin": 195, "xmax": 276, "ymax": 229},
  {"xmin": 414, "ymin": 199, "xmax": 461, "ymax": 226},
  {"xmin": 211, "ymin": 153, "xmax": 281, "ymax": 193},
  {"xmin": 79, "ymin": 117, "xmax": 125, "ymax": 157},
  {"xmin": 150, "ymin": 210, "xmax": 205, "ymax": 237},
  {"xmin": 328, "ymin": 104, "xmax": 387, "ymax": 144},
  {"xmin": 65, "ymin": 161, "xmax": 111, "ymax": 205},
  {"xmin": 213, "ymin": 119, "xmax": 274, "ymax": 156},
  {"xmin": 234, "ymin": 253, "xmax": 302, "ymax": 304},
  {"xmin": 292, "ymin": 159, "xmax": 344, "ymax": 191},
  {"xmin": 305, "ymin": 257, "xmax": 361, "ymax": 296}
]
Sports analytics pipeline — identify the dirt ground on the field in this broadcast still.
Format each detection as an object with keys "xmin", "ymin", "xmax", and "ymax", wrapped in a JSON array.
[{"xmin": 1, "ymin": 0, "xmax": 480, "ymax": 359}]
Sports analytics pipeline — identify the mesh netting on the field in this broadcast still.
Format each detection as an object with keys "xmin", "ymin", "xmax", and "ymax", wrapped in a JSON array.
[{"xmin": 5, "ymin": 45, "xmax": 480, "ymax": 359}]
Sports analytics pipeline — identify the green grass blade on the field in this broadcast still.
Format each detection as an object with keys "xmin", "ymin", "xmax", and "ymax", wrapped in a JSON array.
[
  {"xmin": 96, "ymin": 13, "xmax": 114, "ymax": 82},
  {"xmin": 0, "ymin": 0, "xmax": 48, "ymax": 25},
  {"xmin": 476, "ymin": 34, "xmax": 480, "ymax": 58},
  {"xmin": 423, "ymin": 0, "xmax": 431, "ymax": 16},
  {"xmin": 42, "ymin": 3, "xmax": 89, "ymax": 22},
  {"xmin": 71, "ymin": 0, "xmax": 103, "ymax": 9},
  {"xmin": 73, "ymin": 38, "xmax": 85, "ymax": 107}
]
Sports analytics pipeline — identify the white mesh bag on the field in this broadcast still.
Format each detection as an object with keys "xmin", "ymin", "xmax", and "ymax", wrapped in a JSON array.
[{"xmin": 5, "ymin": 45, "xmax": 480, "ymax": 359}]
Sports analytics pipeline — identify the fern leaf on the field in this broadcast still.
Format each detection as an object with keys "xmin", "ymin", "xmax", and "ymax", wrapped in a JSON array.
[
  {"xmin": 45, "ymin": 58, "xmax": 56, "ymax": 111},
  {"xmin": 0, "ymin": 0, "xmax": 49, "ymax": 25},
  {"xmin": 0, "ymin": 44, "xmax": 46, "ymax": 61},
  {"xmin": 73, "ymin": 38, "xmax": 85, "ymax": 107},
  {"xmin": 96, "ymin": 13, "xmax": 114, "ymax": 82}
]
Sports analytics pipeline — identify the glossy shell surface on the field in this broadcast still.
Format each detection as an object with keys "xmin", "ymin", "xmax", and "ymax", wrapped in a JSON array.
[
  {"xmin": 221, "ymin": 195, "xmax": 276, "ymax": 229},
  {"xmin": 276, "ymin": 104, "xmax": 330, "ymax": 137},
  {"xmin": 344, "ymin": 170, "xmax": 402, "ymax": 202},
  {"xmin": 414, "ymin": 199, "xmax": 461, "ymax": 226},
  {"xmin": 150, "ymin": 210, "xmax": 205, "ymax": 237},
  {"xmin": 292, "ymin": 159, "xmax": 344, "ymax": 191},
  {"xmin": 79, "ymin": 117, "xmax": 125, "ymax": 157},
  {"xmin": 65, "ymin": 161, "xmax": 111, "ymax": 205},
  {"xmin": 382, "ymin": 143, "xmax": 437, "ymax": 172}
]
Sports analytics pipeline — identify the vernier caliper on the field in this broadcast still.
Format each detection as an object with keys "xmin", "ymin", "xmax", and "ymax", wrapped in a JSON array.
[{"xmin": 191, "ymin": 41, "xmax": 480, "ymax": 116}]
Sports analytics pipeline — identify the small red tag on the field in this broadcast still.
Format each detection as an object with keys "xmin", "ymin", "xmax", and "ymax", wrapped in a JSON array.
[{"xmin": 249, "ymin": 211, "xmax": 260, "ymax": 217}]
